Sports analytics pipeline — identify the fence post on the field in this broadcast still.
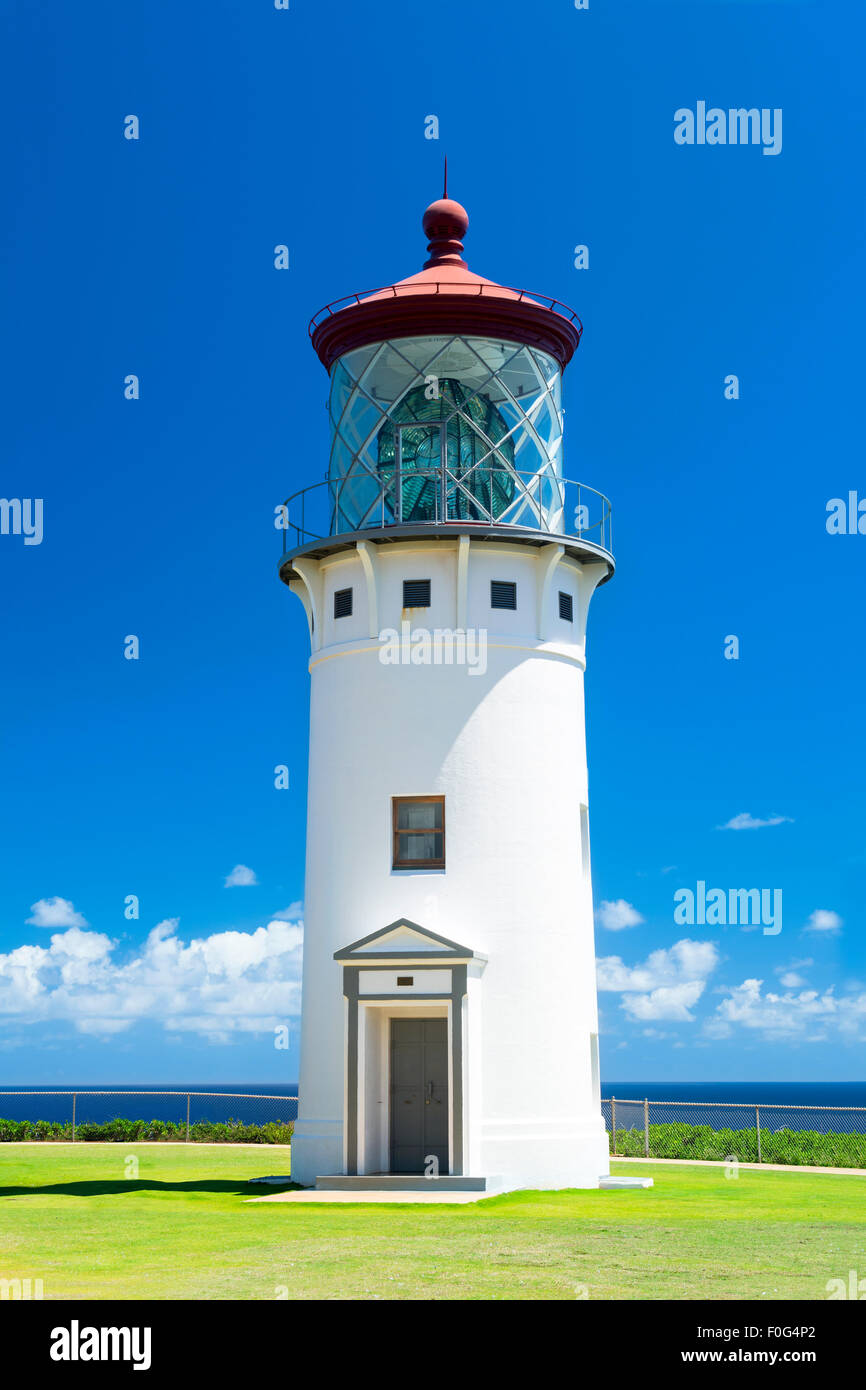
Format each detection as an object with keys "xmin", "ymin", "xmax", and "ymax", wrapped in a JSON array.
[
  {"xmin": 186, "ymin": 1094, "xmax": 191, "ymax": 1143},
  {"xmin": 756, "ymin": 1105, "xmax": 762, "ymax": 1164},
  {"xmin": 72, "ymin": 1092, "xmax": 76, "ymax": 1143},
  {"xmin": 644, "ymin": 1097, "xmax": 650, "ymax": 1157},
  {"xmin": 611, "ymin": 1096, "xmax": 617, "ymax": 1155}
]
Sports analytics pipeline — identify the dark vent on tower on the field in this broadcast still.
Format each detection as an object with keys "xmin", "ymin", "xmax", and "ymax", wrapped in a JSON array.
[
  {"xmin": 334, "ymin": 587, "xmax": 353, "ymax": 618},
  {"xmin": 403, "ymin": 579, "xmax": 431, "ymax": 608},
  {"xmin": 491, "ymin": 580, "xmax": 517, "ymax": 610},
  {"xmin": 559, "ymin": 590, "xmax": 574, "ymax": 622}
]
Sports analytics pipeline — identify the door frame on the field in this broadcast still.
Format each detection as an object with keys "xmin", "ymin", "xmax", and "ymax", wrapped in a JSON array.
[
  {"xmin": 342, "ymin": 968, "xmax": 467, "ymax": 1176},
  {"xmin": 388, "ymin": 1013, "xmax": 450, "ymax": 1176}
]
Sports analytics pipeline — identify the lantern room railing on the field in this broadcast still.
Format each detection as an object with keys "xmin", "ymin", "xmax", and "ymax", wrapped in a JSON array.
[
  {"xmin": 309, "ymin": 282, "xmax": 583, "ymax": 341},
  {"xmin": 278, "ymin": 468, "xmax": 612, "ymax": 560}
]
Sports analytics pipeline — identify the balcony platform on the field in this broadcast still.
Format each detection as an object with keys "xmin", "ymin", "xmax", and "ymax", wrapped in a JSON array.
[{"xmin": 279, "ymin": 521, "xmax": 614, "ymax": 588}]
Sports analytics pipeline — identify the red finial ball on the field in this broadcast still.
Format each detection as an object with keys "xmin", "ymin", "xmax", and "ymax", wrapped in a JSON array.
[
  {"xmin": 422, "ymin": 197, "xmax": 469, "ymax": 242},
  {"xmin": 422, "ymin": 197, "xmax": 469, "ymax": 269}
]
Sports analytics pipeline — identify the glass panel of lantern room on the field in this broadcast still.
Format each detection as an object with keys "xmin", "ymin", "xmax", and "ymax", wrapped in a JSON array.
[{"xmin": 326, "ymin": 337, "xmax": 564, "ymax": 535}]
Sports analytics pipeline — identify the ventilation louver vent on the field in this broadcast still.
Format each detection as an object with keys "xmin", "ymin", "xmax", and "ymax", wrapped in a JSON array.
[
  {"xmin": 559, "ymin": 591, "xmax": 574, "ymax": 622},
  {"xmin": 403, "ymin": 579, "xmax": 431, "ymax": 608},
  {"xmin": 491, "ymin": 580, "xmax": 517, "ymax": 610},
  {"xmin": 334, "ymin": 587, "xmax": 353, "ymax": 618}
]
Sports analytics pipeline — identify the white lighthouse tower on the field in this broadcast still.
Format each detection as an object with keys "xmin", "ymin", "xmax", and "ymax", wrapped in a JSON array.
[{"xmin": 281, "ymin": 185, "xmax": 614, "ymax": 1192}]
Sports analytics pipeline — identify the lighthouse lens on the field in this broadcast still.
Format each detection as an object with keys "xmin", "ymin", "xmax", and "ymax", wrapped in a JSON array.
[
  {"xmin": 376, "ymin": 379, "xmax": 516, "ymax": 523},
  {"xmin": 328, "ymin": 336, "xmax": 563, "ymax": 535}
]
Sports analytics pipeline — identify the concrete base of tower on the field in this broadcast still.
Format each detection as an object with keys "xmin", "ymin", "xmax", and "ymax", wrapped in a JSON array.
[
  {"xmin": 479, "ymin": 1117, "xmax": 611, "ymax": 1192},
  {"xmin": 289, "ymin": 1121, "xmax": 343, "ymax": 1188},
  {"xmin": 290, "ymin": 1117, "xmax": 611, "ymax": 1193}
]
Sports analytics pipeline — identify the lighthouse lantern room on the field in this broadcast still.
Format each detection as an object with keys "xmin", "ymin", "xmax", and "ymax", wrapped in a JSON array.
[{"xmin": 280, "ymin": 184, "xmax": 614, "ymax": 1192}]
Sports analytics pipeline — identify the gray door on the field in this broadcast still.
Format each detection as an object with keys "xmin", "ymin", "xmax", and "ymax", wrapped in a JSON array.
[{"xmin": 389, "ymin": 1018, "xmax": 449, "ymax": 1174}]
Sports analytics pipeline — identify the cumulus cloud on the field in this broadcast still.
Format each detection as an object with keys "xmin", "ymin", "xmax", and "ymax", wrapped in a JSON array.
[
  {"xmin": 596, "ymin": 899, "xmax": 644, "ymax": 931},
  {"xmin": 706, "ymin": 977, "xmax": 866, "ymax": 1040},
  {"xmin": 775, "ymin": 957, "xmax": 812, "ymax": 989},
  {"xmin": 26, "ymin": 897, "xmax": 88, "ymax": 928},
  {"xmin": 717, "ymin": 812, "xmax": 793, "ymax": 831},
  {"xmin": 271, "ymin": 902, "xmax": 303, "ymax": 921},
  {"xmin": 805, "ymin": 909, "xmax": 843, "ymax": 934},
  {"xmin": 224, "ymin": 864, "xmax": 258, "ymax": 887},
  {"xmin": 0, "ymin": 916, "xmax": 303, "ymax": 1042},
  {"xmin": 597, "ymin": 938, "xmax": 719, "ymax": 1022}
]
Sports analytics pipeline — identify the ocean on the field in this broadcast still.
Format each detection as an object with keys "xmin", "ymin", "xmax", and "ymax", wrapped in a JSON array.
[
  {"xmin": 0, "ymin": 1084, "xmax": 299, "ymax": 1127},
  {"xmin": 604, "ymin": 1082, "xmax": 866, "ymax": 1107},
  {"xmin": 1, "ymin": 1081, "xmax": 864, "ymax": 1129},
  {"xmin": 602, "ymin": 1082, "xmax": 866, "ymax": 1135}
]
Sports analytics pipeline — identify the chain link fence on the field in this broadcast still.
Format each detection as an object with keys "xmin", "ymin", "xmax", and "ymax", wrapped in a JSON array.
[
  {"xmin": 0, "ymin": 1091, "xmax": 298, "ymax": 1143},
  {"xmin": 603, "ymin": 1097, "xmax": 866, "ymax": 1169},
  {"xmin": 5, "ymin": 1090, "xmax": 865, "ymax": 1165}
]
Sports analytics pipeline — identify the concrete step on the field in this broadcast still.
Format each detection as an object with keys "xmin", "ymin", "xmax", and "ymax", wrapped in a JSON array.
[{"xmin": 315, "ymin": 1174, "xmax": 494, "ymax": 1192}]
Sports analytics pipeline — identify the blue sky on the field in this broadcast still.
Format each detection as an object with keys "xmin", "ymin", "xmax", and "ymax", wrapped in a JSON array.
[{"xmin": 1, "ymin": 0, "xmax": 863, "ymax": 1084}]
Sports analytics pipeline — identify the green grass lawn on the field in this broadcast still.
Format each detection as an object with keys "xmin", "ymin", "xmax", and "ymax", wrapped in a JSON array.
[{"xmin": 1, "ymin": 1144, "xmax": 863, "ymax": 1300}]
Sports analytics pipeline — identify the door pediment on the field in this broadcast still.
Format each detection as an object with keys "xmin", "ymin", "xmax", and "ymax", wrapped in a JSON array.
[{"xmin": 334, "ymin": 918, "xmax": 484, "ymax": 964}]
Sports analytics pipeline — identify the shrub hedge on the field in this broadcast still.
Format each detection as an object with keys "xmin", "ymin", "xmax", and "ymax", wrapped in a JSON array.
[
  {"xmin": 0, "ymin": 1116, "xmax": 294, "ymax": 1144},
  {"xmin": 612, "ymin": 1120, "xmax": 866, "ymax": 1168}
]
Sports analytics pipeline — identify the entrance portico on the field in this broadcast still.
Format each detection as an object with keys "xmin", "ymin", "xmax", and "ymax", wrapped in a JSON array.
[{"xmin": 334, "ymin": 920, "xmax": 486, "ymax": 1179}]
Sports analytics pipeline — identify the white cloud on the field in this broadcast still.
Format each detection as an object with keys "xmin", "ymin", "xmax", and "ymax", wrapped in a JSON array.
[
  {"xmin": 597, "ymin": 938, "xmax": 719, "ymax": 1022},
  {"xmin": 779, "ymin": 971, "xmax": 807, "ymax": 989},
  {"xmin": 271, "ymin": 901, "xmax": 303, "ymax": 921},
  {"xmin": 805, "ymin": 909, "xmax": 843, "ymax": 934},
  {"xmin": 625, "ymin": 983, "xmax": 706, "ymax": 1022},
  {"xmin": 596, "ymin": 899, "xmax": 644, "ymax": 931},
  {"xmin": 26, "ymin": 897, "xmax": 88, "ymax": 929},
  {"xmin": 707, "ymin": 977, "xmax": 866, "ymax": 1040},
  {"xmin": 717, "ymin": 812, "xmax": 793, "ymax": 831},
  {"xmin": 224, "ymin": 864, "xmax": 258, "ymax": 888},
  {"xmin": 774, "ymin": 957, "xmax": 812, "ymax": 990},
  {"xmin": 0, "ymin": 916, "xmax": 303, "ymax": 1042}
]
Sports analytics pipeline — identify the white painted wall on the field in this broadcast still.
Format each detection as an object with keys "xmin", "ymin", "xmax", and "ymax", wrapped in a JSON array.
[{"xmin": 290, "ymin": 537, "xmax": 610, "ymax": 1190}]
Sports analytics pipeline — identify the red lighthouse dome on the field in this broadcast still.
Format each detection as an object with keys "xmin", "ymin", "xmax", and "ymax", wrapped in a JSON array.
[{"xmin": 309, "ymin": 188, "xmax": 582, "ymax": 372}]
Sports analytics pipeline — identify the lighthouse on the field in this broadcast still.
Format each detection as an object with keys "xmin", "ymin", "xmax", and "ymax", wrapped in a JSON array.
[{"xmin": 280, "ymin": 184, "xmax": 614, "ymax": 1192}]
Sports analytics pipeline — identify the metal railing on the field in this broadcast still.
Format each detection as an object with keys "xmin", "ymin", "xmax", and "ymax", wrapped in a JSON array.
[
  {"xmin": 279, "ymin": 468, "xmax": 613, "ymax": 558},
  {"xmin": 0, "ymin": 1091, "xmax": 298, "ymax": 1142},
  {"xmin": 603, "ymin": 1097, "xmax": 866, "ymax": 1169},
  {"xmin": 309, "ymin": 281, "xmax": 583, "ymax": 339},
  {"xmin": 4, "ymin": 1090, "xmax": 865, "ymax": 1166}
]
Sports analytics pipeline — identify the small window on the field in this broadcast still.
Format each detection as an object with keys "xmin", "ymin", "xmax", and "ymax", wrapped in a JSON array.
[
  {"xmin": 559, "ymin": 590, "xmax": 574, "ymax": 622},
  {"xmin": 396, "ymin": 976, "xmax": 414, "ymax": 987},
  {"xmin": 334, "ymin": 587, "xmax": 353, "ymax": 618},
  {"xmin": 392, "ymin": 796, "xmax": 445, "ymax": 869},
  {"xmin": 403, "ymin": 578, "xmax": 431, "ymax": 608},
  {"xmin": 491, "ymin": 580, "xmax": 517, "ymax": 610}
]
